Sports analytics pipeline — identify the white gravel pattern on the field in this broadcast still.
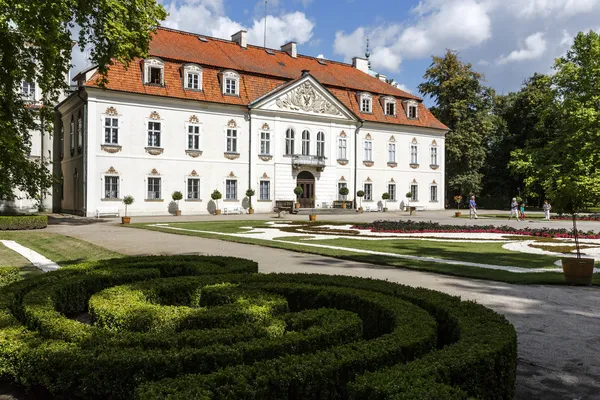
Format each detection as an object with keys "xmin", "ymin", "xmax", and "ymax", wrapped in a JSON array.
[{"xmin": 0, "ymin": 240, "xmax": 60, "ymax": 272}]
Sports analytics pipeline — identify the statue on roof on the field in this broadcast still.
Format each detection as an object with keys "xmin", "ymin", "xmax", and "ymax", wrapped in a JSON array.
[{"xmin": 365, "ymin": 37, "xmax": 371, "ymax": 71}]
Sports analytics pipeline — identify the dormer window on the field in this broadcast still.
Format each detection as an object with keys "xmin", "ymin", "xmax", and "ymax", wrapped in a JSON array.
[
  {"xmin": 359, "ymin": 93, "xmax": 372, "ymax": 113},
  {"xmin": 382, "ymin": 96, "xmax": 396, "ymax": 116},
  {"xmin": 222, "ymin": 70, "xmax": 240, "ymax": 96},
  {"xmin": 144, "ymin": 58, "xmax": 164, "ymax": 86},
  {"xmin": 404, "ymin": 100, "xmax": 418, "ymax": 119},
  {"xmin": 183, "ymin": 64, "xmax": 202, "ymax": 90}
]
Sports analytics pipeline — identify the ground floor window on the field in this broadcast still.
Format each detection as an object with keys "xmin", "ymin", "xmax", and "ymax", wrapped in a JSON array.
[
  {"xmin": 410, "ymin": 184, "xmax": 418, "ymax": 201},
  {"xmin": 364, "ymin": 183, "xmax": 372, "ymax": 201},
  {"xmin": 187, "ymin": 178, "xmax": 200, "ymax": 200},
  {"xmin": 259, "ymin": 180, "xmax": 270, "ymax": 200},
  {"xmin": 430, "ymin": 185, "xmax": 438, "ymax": 202},
  {"xmin": 148, "ymin": 177, "xmax": 161, "ymax": 199},
  {"xmin": 338, "ymin": 182, "xmax": 347, "ymax": 201},
  {"xmin": 388, "ymin": 183, "xmax": 396, "ymax": 201},
  {"xmin": 226, "ymin": 179, "xmax": 237, "ymax": 200},
  {"xmin": 104, "ymin": 176, "xmax": 119, "ymax": 199}
]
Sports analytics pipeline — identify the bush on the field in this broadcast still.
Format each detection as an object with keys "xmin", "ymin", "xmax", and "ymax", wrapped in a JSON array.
[
  {"xmin": 0, "ymin": 255, "xmax": 516, "ymax": 399},
  {"xmin": 0, "ymin": 267, "xmax": 21, "ymax": 287},
  {"xmin": 0, "ymin": 215, "xmax": 47, "ymax": 230}
]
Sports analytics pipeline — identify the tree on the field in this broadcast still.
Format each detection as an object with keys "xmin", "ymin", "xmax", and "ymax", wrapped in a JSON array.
[
  {"xmin": 0, "ymin": 0, "xmax": 166, "ymax": 201},
  {"xmin": 418, "ymin": 49, "xmax": 494, "ymax": 202}
]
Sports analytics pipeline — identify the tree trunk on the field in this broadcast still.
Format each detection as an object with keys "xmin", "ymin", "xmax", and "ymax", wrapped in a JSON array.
[{"xmin": 573, "ymin": 214, "xmax": 581, "ymax": 258}]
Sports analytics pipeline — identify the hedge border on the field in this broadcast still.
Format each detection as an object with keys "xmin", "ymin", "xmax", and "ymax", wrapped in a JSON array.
[{"xmin": 0, "ymin": 215, "xmax": 47, "ymax": 230}]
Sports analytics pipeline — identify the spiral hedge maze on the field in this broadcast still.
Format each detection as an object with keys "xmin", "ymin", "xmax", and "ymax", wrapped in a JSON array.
[{"xmin": 0, "ymin": 256, "xmax": 516, "ymax": 399}]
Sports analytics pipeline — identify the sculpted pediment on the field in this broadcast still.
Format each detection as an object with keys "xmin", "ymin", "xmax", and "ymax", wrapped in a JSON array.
[{"xmin": 275, "ymin": 82, "xmax": 342, "ymax": 116}]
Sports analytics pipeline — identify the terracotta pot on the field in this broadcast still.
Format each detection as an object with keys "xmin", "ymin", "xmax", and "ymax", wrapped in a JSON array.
[
  {"xmin": 309, "ymin": 214, "xmax": 317, "ymax": 222},
  {"xmin": 175, "ymin": 210, "xmax": 181, "ymax": 216},
  {"xmin": 341, "ymin": 203, "xmax": 347, "ymax": 209},
  {"xmin": 455, "ymin": 211, "xmax": 462, "ymax": 217},
  {"xmin": 248, "ymin": 208, "xmax": 255, "ymax": 214},
  {"xmin": 295, "ymin": 202, "xmax": 300, "ymax": 209},
  {"xmin": 562, "ymin": 257, "xmax": 594, "ymax": 285},
  {"xmin": 383, "ymin": 207, "xmax": 388, "ymax": 212},
  {"xmin": 215, "ymin": 209, "xmax": 221, "ymax": 215},
  {"xmin": 358, "ymin": 207, "xmax": 364, "ymax": 213},
  {"xmin": 121, "ymin": 216, "xmax": 131, "ymax": 224}
]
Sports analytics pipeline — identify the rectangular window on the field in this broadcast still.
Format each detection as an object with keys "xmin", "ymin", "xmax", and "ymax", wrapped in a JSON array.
[
  {"xmin": 385, "ymin": 102, "xmax": 395, "ymax": 116},
  {"xmin": 149, "ymin": 67, "xmax": 162, "ymax": 85},
  {"xmin": 408, "ymin": 105, "xmax": 418, "ymax": 119},
  {"xmin": 430, "ymin": 185, "xmax": 438, "ymax": 202},
  {"xmin": 187, "ymin": 178, "xmax": 200, "ymax": 200},
  {"xmin": 430, "ymin": 147, "xmax": 438, "ymax": 165},
  {"xmin": 225, "ymin": 78, "xmax": 237, "ymax": 95},
  {"xmin": 147, "ymin": 121, "xmax": 161, "ymax": 147},
  {"xmin": 77, "ymin": 116, "xmax": 83, "ymax": 148},
  {"xmin": 388, "ymin": 184, "xmax": 396, "ymax": 201},
  {"xmin": 259, "ymin": 181, "xmax": 270, "ymax": 201},
  {"xmin": 186, "ymin": 73, "xmax": 200, "ymax": 89},
  {"xmin": 188, "ymin": 124, "xmax": 200, "ymax": 150},
  {"xmin": 364, "ymin": 141, "xmax": 372, "ymax": 161},
  {"xmin": 410, "ymin": 184, "xmax": 418, "ymax": 201},
  {"xmin": 338, "ymin": 182, "xmax": 347, "ymax": 201},
  {"xmin": 104, "ymin": 117, "xmax": 119, "ymax": 144},
  {"xmin": 22, "ymin": 81, "xmax": 35, "ymax": 100},
  {"xmin": 316, "ymin": 132, "xmax": 325, "ymax": 157},
  {"xmin": 60, "ymin": 124, "xmax": 64, "ymax": 159},
  {"xmin": 226, "ymin": 129, "xmax": 237, "ymax": 153},
  {"xmin": 364, "ymin": 183, "xmax": 372, "ymax": 201},
  {"xmin": 260, "ymin": 131, "xmax": 271, "ymax": 155},
  {"xmin": 338, "ymin": 138, "xmax": 347, "ymax": 160},
  {"xmin": 388, "ymin": 143, "xmax": 396, "ymax": 163},
  {"xmin": 70, "ymin": 120, "xmax": 74, "ymax": 151},
  {"xmin": 301, "ymin": 131, "xmax": 310, "ymax": 156},
  {"xmin": 410, "ymin": 144, "xmax": 418, "ymax": 164},
  {"xmin": 361, "ymin": 98, "xmax": 372, "ymax": 113},
  {"xmin": 104, "ymin": 176, "xmax": 119, "ymax": 199},
  {"xmin": 147, "ymin": 177, "xmax": 161, "ymax": 199},
  {"xmin": 285, "ymin": 129, "xmax": 294, "ymax": 155},
  {"xmin": 225, "ymin": 179, "xmax": 237, "ymax": 200}
]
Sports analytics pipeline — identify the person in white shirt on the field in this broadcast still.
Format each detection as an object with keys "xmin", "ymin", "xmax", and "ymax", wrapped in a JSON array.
[
  {"xmin": 543, "ymin": 200, "xmax": 552, "ymax": 221},
  {"xmin": 509, "ymin": 198, "xmax": 519, "ymax": 221}
]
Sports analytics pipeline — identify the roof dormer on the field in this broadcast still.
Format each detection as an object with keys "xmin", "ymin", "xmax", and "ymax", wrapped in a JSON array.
[
  {"xmin": 183, "ymin": 64, "xmax": 202, "ymax": 90},
  {"xmin": 381, "ymin": 96, "xmax": 396, "ymax": 116},
  {"xmin": 222, "ymin": 70, "xmax": 240, "ymax": 96},
  {"xmin": 144, "ymin": 57, "xmax": 164, "ymax": 86},
  {"xmin": 357, "ymin": 92, "xmax": 372, "ymax": 114},
  {"xmin": 403, "ymin": 100, "xmax": 418, "ymax": 119}
]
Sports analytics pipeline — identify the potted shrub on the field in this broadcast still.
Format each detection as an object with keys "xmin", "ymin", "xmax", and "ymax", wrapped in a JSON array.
[
  {"xmin": 309, "ymin": 195, "xmax": 317, "ymax": 222},
  {"xmin": 246, "ymin": 189, "xmax": 255, "ymax": 214},
  {"xmin": 453, "ymin": 195, "xmax": 463, "ymax": 217},
  {"xmin": 121, "ymin": 195, "xmax": 134, "ymax": 224},
  {"xmin": 381, "ymin": 192, "xmax": 390, "ymax": 212},
  {"xmin": 294, "ymin": 186, "xmax": 303, "ymax": 209},
  {"xmin": 211, "ymin": 190, "xmax": 222, "ymax": 215},
  {"xmin": 172, "ymin": 191, "xmax": 183, "ymax": 216},
  {"xmin": 356, "ymin": 190, "xmax": 365, "ymax": 212},
  {"xmin": 406, "ymin": 191, "xmax": 414, "ymax": 215},
  {"xmin": 339, "ymin": 186, "xmax": 349, "ymax": 209}
]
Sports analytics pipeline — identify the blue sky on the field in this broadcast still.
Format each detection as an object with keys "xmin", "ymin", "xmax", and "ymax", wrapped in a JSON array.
[{"xmin": 72, "ymin": 0, "xmax": 600, "ymax": 104}]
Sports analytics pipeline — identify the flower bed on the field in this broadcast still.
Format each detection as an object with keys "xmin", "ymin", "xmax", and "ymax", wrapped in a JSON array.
[
  {"xmin": 353, "ymin": 220, "xmax": 600, "ymax": 239},
  {"xmin": 551, "ymin": 214, "xmax": 600, "ymax": 221},
  {"xmin": 0, "ymin": 215, "xmax": 47, "ymax": 230},
  {"xmin": 0, "ymin": 255, "xmax": 516, "ymax": 399}
]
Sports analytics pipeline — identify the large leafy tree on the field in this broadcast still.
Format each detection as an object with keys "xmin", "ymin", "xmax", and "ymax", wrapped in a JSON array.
[
  {"xmin": 0, "ymin": 0, "xmax": 166, "ymax": 202},
  {"xmin": 418, "ymin": 50, "xmax": 494, "ymax": 201}
]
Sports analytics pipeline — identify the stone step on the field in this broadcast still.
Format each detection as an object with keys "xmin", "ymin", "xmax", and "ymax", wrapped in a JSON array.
[{"xmin": 296, "ymin": 208, "xmax": 357, "ymax": 215}]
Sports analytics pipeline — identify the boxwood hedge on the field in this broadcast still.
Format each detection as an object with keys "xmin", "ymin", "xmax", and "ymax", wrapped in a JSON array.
[
  {"xmin": 0, "ymin": 215, "xmax": 47, "ymax": 230},
  {"xmin": 0, "ymin": 255, "xmax": 516, "ymax": 399}
]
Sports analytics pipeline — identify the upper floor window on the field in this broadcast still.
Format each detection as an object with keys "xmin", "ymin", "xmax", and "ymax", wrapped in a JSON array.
[
  {"xmin": 430, "ymin": 145, "xmax": 438, "ymax": 166},
  {"xmin": 359, "ymin": 93, "xmax": 372, "ymax": 113},
  {"xmin": 301, "ymin": 130, "xmax": 310, "ymax": 156},
  {"xmin": 316, "ymin": 131, "xmax": 325, "ymax": 157},
  {"xmin": 260, "ymin": 131, "xmax": 271, "ymax": 155},
  {"xmin": 21, "ymin": 81, "xmax": 35, "ymax": 101},
  {"xmin": 364, "ymin": 140, "xmax": 372, "ymax": 161},
  {"xmin": 222, "ymin": 70, "xmax": 240, "ymax": 95},
  {"xmin": 184, "ymin": 64, "xmax": 202, "ymax": 90},
  {"xmin": 104, "ymin": 116, "xmax": 119, "ymax": 144},
  {"xmin": 405, "ymin": 100, "xmax": 418, "ymax": 119},
  {"xmin": 383, "ymin": 96, "xmax": 396, "ymax": 116},
  {"xmin": 144, "ymin": 58, "xmax": 164, "ymax": 85},
  {"xmin": 388, "ymin": 143, "xmax": 396, "ymax": 163},
  {"xmin": 69, "ymin": 116, "xmax": 75, "ymax": 152},
  {"xmin": 188, "ymin": 124, "xmax": 201, "ymax": 150},
  {"xmin": 147, "ymin": 121, "xmax": 161, "ymax": 147},
  {"xmin": 338, "ymin": 137, "xmax": 347, "ymax": 160},
  {"xmin": 77, "ymin": 112, "xmax": 83, "ymax": 149},
  {"xmin": 285, "ymin": 128, "xmax": 295, "ymax": 155},
  {"xmin": 226, "ymin": 128, "xmax": 238, "ymax": 153},
  {"xmin": 410, "ymin": 143, "xmax": 418, "ymax": 164}
]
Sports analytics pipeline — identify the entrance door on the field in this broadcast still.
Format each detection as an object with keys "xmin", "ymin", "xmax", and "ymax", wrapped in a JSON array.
[{"xmin": 297, "ymin": 171, "xmax": 315, "ymax": 208}]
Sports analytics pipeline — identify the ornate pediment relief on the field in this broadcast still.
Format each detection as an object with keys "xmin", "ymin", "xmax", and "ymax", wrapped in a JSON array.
[{"xmin": 275, "ymin": 82, "xmax": 342, "ymax": 116}]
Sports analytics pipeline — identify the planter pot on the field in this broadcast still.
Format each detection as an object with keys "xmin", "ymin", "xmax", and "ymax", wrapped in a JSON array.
[
  {"xmin": 121, "ymin": 216, "xmax": 131, "ymax": 224},
  {"xmin": 248, "ymin": 208, "xmax": 255, "ymax": 214},
  {"xmin": 562, "ymin": 257, "xmax": 595, "ymax": 285},
  {"xmin": 383, "ymin": 207, "xmax": 388, "ymax": 212},
  {"xmin": 341, "ymin": 203, "xmax": 347, "ymax": 209},
  {"xmin": 455, "ymin": 211, "xmax": 462, "ymax": 217},
  {"xmin": 309, "ymin": 214, "xmax": 317, "ymax": 222},
  {"xmin": 215, "ymin": 209, "xmax": 221, "ymax": 215},
  {"xmin": 175, "ymin": 210, "xmax": 181, "ymax": 216},
  {"xmin": 358, "ymin": 207, "xmax": 364, "ymax": 213},
  {"xmin": 295, "ymin": 202, "xmax": 300, "ymax": 209}
]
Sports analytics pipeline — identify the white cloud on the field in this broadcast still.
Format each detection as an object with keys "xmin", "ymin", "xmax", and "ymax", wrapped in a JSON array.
[
  {"xmin": 505, "ymin": 0, "xmax": 600, "ymax": 18},
  {"xmin": 496, "ymin": 32, "xmax": 547, "ymax": 64},
  {"xmin": 394, "ymin": 83, "xmax": 412, "ymax": 93},
  {"xmin": 316, "ymin": 54, "xmax": 324, "ymax": 59}
]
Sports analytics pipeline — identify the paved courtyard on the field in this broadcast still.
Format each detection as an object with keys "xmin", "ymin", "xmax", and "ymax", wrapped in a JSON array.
[{"xmin": 47, "ymin": 211, "xmax": 600, "ymax": 400}]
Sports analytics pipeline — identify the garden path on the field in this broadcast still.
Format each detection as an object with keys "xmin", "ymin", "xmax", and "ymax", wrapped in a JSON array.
[{"xmin": 0, "ymin": 240, "xmax": 60, "ymax": 272}]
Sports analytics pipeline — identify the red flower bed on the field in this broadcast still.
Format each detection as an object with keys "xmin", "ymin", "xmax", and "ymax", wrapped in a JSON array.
[{"xmin": 551, "ymin": 214, "xmax": 600, "ymax": 221}]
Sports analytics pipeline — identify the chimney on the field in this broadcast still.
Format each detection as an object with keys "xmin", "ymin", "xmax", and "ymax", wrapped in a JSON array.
[
  {"xmin": 352, "ymin": 57, "xmax": 369, "ymax": 74},
  {"xmin": 281, "ymin": 42, "xmax": 297, "ymax": 58},
  {"xmin": 231, "ymin": 30, "xmax": 247, "ymax": 48},
  {"xmin": 377, "ymin": 73, "xmax": 387, "ymax": 82}
]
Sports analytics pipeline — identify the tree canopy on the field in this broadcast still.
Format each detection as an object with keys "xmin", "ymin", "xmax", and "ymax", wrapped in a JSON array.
[{"xmin": 0, "ymin": 0, "xmax": 166, "ymax": 202}]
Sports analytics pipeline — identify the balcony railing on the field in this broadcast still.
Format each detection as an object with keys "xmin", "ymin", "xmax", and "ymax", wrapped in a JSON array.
[{"xmin": 292, "ymin": 154, "xmax": 327, "ymax": 170}]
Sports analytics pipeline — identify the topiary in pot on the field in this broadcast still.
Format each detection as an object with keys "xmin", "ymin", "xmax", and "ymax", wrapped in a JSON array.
[
  {"xmin": 294, "ymin": 186, "xmax": 303, "ymax": 208},
  {"xmin": 356, "ymin": 190, "xmax": 365, "ymax": 212},
  {"xmin": 339, "ymin": 186, "xmax": 349, "ymax": 209},
  {"xmin": 172, "ymin": 191, "xmax": 183, "ymax": 216},
  {"xmin": 246, "ymin": 189, "xmax": 255, "ymax": 214},
  {"xmin": 382, "ymin": 192, "xmax": 390, "ymax": 212},
  {"xmin": 122, "ymin": 196, "xmax": 134, "ymax": 224},
  {"xmin": 211, "ymin": 190, "xmax": 222, "ymax": 215}
]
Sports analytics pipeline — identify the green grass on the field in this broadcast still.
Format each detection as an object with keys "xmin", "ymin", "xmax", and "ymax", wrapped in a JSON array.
[{"xmin": 130, "ymin": 220, "xmax": 600, "ymax": 285}]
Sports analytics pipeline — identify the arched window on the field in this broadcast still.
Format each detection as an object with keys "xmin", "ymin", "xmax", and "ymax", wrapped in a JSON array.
[
  {"xmin": 285, "ymin": 128, "xmax": 295, "ymax": 155},
  {"xmin": 316, "ymin": 131, "xmax": 325, "ymax": 157},
  {"xmin": 301, "ymin": 130, "xmax": 310, "ymax": 156}
]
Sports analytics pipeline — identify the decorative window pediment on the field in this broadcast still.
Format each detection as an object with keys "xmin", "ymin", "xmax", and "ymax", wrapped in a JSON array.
[
  {"xmin": 222, "ymin": 70, "xmax": 240, "ymax": 95},
  {"xmin": 144, "ymin": 58, "xmax": 164, "ymax": 86},
  {"xmin": 358, "ymin": 92, "xmax": 373, "ymax": 113}
]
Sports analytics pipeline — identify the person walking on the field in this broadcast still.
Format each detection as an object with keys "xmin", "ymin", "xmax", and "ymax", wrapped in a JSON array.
[
  {"xmin": 469, "ymin": 195, "xmax": 478, "ymax": 219},
  {"xmin": 509, "ymin": 198, "xmax": 519, "ymax": 221},
  {"xmin": 543, "ymin": 200, "xmax": 552, "ymax": 221},
  {"xmin": 519, "ymin": 202, "xmax": 526, "ymax": 221}
]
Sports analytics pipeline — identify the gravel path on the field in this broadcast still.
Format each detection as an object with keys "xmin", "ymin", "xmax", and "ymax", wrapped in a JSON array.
[{"xmin": 47, "ymin": 216, "xmax": 600, "ymax": 400}]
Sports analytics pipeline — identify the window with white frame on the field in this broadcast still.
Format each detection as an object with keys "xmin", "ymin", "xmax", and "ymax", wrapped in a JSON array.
[
  {"xmin": 226, "ymin": 128, "xmax": 238, "ymax": 153},
  {"xmin": 364, "ymin": 140, "xmax": 372, "ymax": 161},
  {"xmin": 384, "ymin": 97, "xmax": 396, "ymax": 116},
  {"xmin": 184, "ymin": 65, "xmax": 202, "ymax": 90},
  {"xmin": 260, "ymin": 131, "xmax": 271, "ymax": 155},
  {"xmin": 187, "ymin": 178, "xmax": 200, "ymax": 200},
  {"xmin": 316, "ymin": 131, "xmax": 325, "ymax": 157},
  {"xmin": 410, "ymin": 144, "xmax": 418, "ymax": 164},
  {"xmin": 223, "ymin": 71, "xmax": 239, "ymax": 95},
  {"xmin": 259, "ymin": 180, "xmax": 270, "ymax": 200},
  {"xmin": 359, "ymin": 93, "xmax": 372, "ymax": 113},
  {"xmin": 104, "ymin": 116, "xmax": 119, "ymax": 144},
  {"xmin": 388, "ymin": 183, "xmax": 396, "ymax": 201},
  {"xmin": 147, "ymin": 177, "xmax": 161, "ymax": 199},
  {"xmin": 285, "ymin": 128, "xmax": 295, "ymax": 155},
  {"xmin": 410, "ymin": 184, "xmax": 418, "ymax": 201},
  {"xmin": 225, "ymin": 179, "xmax": 237, "ymax": 200},
  {"xmin": 188, "ymin": 124, "xmax": 201, "ymax": 150},
  {"xmin": 147, "ymin": 121, "xmax": 161, "ymax": 147},
  {"xmin": 364, "ymin": 183, "xmax": 373, "ymax": 201},
  {"xmin": 430, "ymin": 146, "xmax": 438, "ymax": 166},
  {"xmin": 430, "ymin": 185, "xmax": 438, "ymax": 202},
  {"xmin": 405, "ymin": 101, "xmax": 418, "ymax": 119},
  {"xmin": 338, "ymin": 137, "xmax": 347, "ymax": 160},
  {"xmin": 69, "ymin": 117, "xmax": 74, "ymax": 152},
  {"xmin": 338, "ymin": 182, "xmax": 347, "ymax": 201},
  {"xmin": 104, "ymin": 176, "xmax": 119, "ymax": 199},
  {"xmin": 21, "ymin": 81, "xmax": 35, "ymax": 100},
  {"xmin": 77, "ymin": 113, "xmax": 83, "ymax": 149},
  {"xmin": 388, "ymin": 143, "xmax": 396, "ymax": 163},
  {"xmin": 301, "ymin": 130, "xmax": 310, "ymax": 156},
  {"xmin": 144, "ymin": 58, "xmax": 164, "ymax": 85}
]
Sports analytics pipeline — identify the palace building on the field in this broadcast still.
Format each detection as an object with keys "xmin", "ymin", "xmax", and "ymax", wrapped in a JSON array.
[{"xmin": 55, "ymin": 27, "xmax": 448, "ymax": 217}]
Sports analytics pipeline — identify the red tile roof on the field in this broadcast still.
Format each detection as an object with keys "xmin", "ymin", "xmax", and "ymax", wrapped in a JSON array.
[{"xmin": 84, "ymin": 27, "xmax": 448, "ymax": 131}]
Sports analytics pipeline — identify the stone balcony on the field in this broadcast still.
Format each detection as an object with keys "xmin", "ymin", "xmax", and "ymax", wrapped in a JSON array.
[{"xmin": 292, "ymin": 154, "xmax": 327, "ymax": 171}]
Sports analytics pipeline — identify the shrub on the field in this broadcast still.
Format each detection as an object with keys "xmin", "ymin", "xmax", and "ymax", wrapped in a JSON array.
[
  {"xmin": 0, "ymin": 255, "xmax": 516, "ymax": 399},
  {"xmin": 0, "ymin": 215, "xmax": 47, "ymax": 230},
  {"xmin": 0, "ymin": 267, "xmax": 21, "ymax": 287}
]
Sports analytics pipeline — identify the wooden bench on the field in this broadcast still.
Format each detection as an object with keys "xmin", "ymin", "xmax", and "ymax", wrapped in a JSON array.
[
  {"xmin": 222, "ymin": 205, "xmax": 244, "ymax": 215},
  {"xmin": 274, "ymin": 200, "xmax": 297, "ymax": 217},
  {"xmin": 363, "ymin": 204, "xmax": 380, "ymax": 212},
  {"xmin": 96, "ymin": 207, "xmax": 120, "ymax": 218},
  {"xmin": 333, "ymin": 201, "xmax": 352, "ymax": 209}
]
